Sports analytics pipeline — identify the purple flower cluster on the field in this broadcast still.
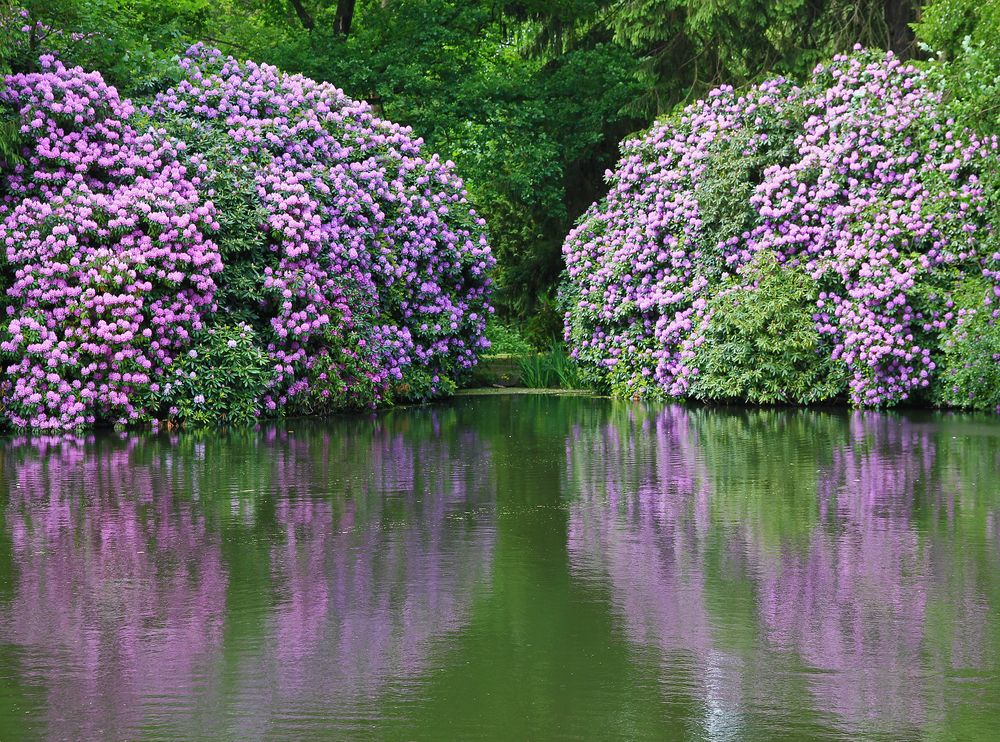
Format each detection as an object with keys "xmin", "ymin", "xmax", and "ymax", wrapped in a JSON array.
[
  {"xmin": 562, "ymin": 50, "xmax": 999, "ymax": 407},
  {"xmin": 0, "ymin": 57, "xmax": 222, "ymax": 429},
  {"xmin": 148, "ymin": 46, "xmax": 493, "ymax": 412},
  {"xmin": 0, "ymin": 43, "xmax": 493, "ymax": 430}
]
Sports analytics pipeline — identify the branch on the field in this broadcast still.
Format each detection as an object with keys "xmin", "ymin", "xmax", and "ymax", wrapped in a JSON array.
[
  {"xmin": 201, "ymin": 35, "xmax": 255, "ymax": 54},
  {"xmin": 288, "ymin": 0, "xmax": 315, "ymax": 30}
]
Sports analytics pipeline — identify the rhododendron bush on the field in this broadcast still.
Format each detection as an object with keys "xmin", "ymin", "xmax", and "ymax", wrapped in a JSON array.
[
  {"xmin": 0, "ymin": 45, "xmax": 493, "ymax": 431},
  {"xmin": 147, "ymin": 46, "xmax": 493, "ymax": 415},
  {"xmin": 562, "ymin": 51, "xmax": 1000, "ymax": 409},
  {"xmin": 0, "ymin": 56, "xmax": 222, "ymax": 430}
]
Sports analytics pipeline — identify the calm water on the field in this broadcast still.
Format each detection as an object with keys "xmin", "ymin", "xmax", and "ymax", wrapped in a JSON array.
[{"xmin": 1, "ymin": 395, "xmax": 999, "ymax": 741}]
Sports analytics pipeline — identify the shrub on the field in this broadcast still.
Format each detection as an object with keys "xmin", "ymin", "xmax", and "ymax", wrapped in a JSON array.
[
  {"xmin": 933, "ymin": 281, "xmax": 1000, "ymax": 411},
  {"xmin": 395, "ymin": 366, "xmax": 458, "ymax": 403},
  {"xmin": 147, "ymin": 45, "xmax": 494, "ymax": 414},
  {"xmin": 144, "ymin": 324, "xmax": 274, "ymax": 426},
  {"xmin": 562, "ymin": 50, "xmax": 1000, "ymax": 409},
  {"xmin": 0, "ymin": 40, "xmax": 494, "ymax": 431},
  {"xmin": 686, "ymin": 253, "xmax": 846, "ymax": 404},
  {"xmin": 0, "ymin": 56, "xmax": 221, "ymax": 430}
]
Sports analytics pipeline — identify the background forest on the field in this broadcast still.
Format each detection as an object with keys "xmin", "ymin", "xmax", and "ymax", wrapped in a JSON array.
[{"xmin": 2, "ymin": 0, "xmax": 998, "ymax": 342}]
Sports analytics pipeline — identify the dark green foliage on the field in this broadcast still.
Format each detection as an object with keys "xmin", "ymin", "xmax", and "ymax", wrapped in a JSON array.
[
  {"xmin": 0, "ymin": 114, "xmax": 23, "ymax": 167},
  {"xmin": 396, "ymin": 367, "xmax": 457, "ymax": 403},
  {"xmin": 301, "ymin": 2, "xmax": 642, "ymax": 326},
  {"xmin": 934, "ymin": 282, "xmax": 1000, "ymax": 412},
  {"xmin": 159, "ymin": 115, "xmax": 272, "ymax": 329},
  {"xmin": 146, "ymin": 324, "xmax": 274, "ymax": 426},
  {"xmin": 687, "ymin": 254, "xmax": 846, "ymax": 405},
  {"xmin": 520, "ymin": 0, "xmax": 918, "ymax": 118}
]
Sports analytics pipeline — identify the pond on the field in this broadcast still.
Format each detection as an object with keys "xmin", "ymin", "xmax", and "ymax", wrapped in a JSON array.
[{"xmin": 1, "ymin": 395, "xmax": 999, "ymax": 740}]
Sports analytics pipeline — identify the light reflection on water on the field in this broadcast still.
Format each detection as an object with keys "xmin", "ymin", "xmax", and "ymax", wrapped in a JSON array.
[{"xmin": 1, "ymin": 397, "xmax": 999, "ymax": 740}]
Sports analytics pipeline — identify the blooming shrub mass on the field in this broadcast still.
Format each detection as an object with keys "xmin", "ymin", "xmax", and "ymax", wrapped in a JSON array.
[
  {"xmin": 0, "ymin": 44, "xmax": 493, "ymax": 430},
  {"xmin": 0, "ymin": 56, "xmax": 222, "ymax": 430},
  {"xmin": 148, "ymin": 46, "xmax": 493, "ymax": 416},
  {"xmin": 562, "ymin": 50, "xmax": 1000, "ymax": 409}
]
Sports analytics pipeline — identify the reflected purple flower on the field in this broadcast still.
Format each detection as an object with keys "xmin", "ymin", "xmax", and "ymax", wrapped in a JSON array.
[
  {"xmin": 0, "ymin": 414, "xmax": 495, "ymax": 738},
  {"xmin": 566, "ymin": 404, "xmax": 1000, "ymax": 737},
  {"xmin": 568, "ymin": 406, "xmax": 713, "ymax": 657},
  {"xmin": 2, "ymin": 436, "xmax": 227, "ymax": 739}
]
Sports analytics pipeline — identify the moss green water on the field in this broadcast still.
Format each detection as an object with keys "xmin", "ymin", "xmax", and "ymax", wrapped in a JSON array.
[{"xmin": 1, "ymin": 395, "xmax": 999, "ymax": 740}]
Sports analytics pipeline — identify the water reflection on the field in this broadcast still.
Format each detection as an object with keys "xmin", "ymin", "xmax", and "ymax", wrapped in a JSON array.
[
  {"xmin": 1, "ymin": 398, "xmax": 999, "ymax": 740},
  {"xmin": 1, "ymin": 409, "xmax": 495, "ymax": 739},
  {"xmin": 3, "ymin": 436, "xmax": 227, "ymax": 740},
  {"xmin": 229, "ymin": 425, "xmax": 495, "ymax": 738},
  {"xmin": 566, "ymin": 404, "xmax": 1000, "ymax": 739}
]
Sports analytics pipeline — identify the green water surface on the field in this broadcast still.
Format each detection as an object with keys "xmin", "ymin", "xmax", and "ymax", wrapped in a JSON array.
[{"xmin": 1, "ymin": 395, "xmax": 999, "ymax": 740}]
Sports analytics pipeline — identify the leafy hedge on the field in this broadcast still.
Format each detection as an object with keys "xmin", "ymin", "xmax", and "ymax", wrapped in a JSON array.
[
  {"xmin": 561, "ymin": 50, "xmax": 1000, "ymax": 411},
  {"xmin": 0, "ymin": 43, "xmax": 493, "ymax": 431}
]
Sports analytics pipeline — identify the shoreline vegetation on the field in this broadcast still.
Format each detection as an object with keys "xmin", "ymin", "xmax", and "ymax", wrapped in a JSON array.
[
  {"xmin": 2, "ymin": 3, "xmax": 1000, "ymax": 433},
  {"xmin": 559, "ymin": 52, "xmax": 1000, "ymax": 416},
  {"xmin": 0, "ymin": 25, "xmax": 492, "ymax": 432}
]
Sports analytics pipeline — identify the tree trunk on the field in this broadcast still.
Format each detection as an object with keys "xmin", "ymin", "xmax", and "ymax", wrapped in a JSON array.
[
  {"xmin": 883, "ymin": 0, "xmax": 916, "ymax": 57},
  {"xmin": 334, "ymin": 0, "xmax": 357, "ymax": 36},
  {"xmin": 288, "ymin": 0, "xmax": 315, "ymax": 30}
]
